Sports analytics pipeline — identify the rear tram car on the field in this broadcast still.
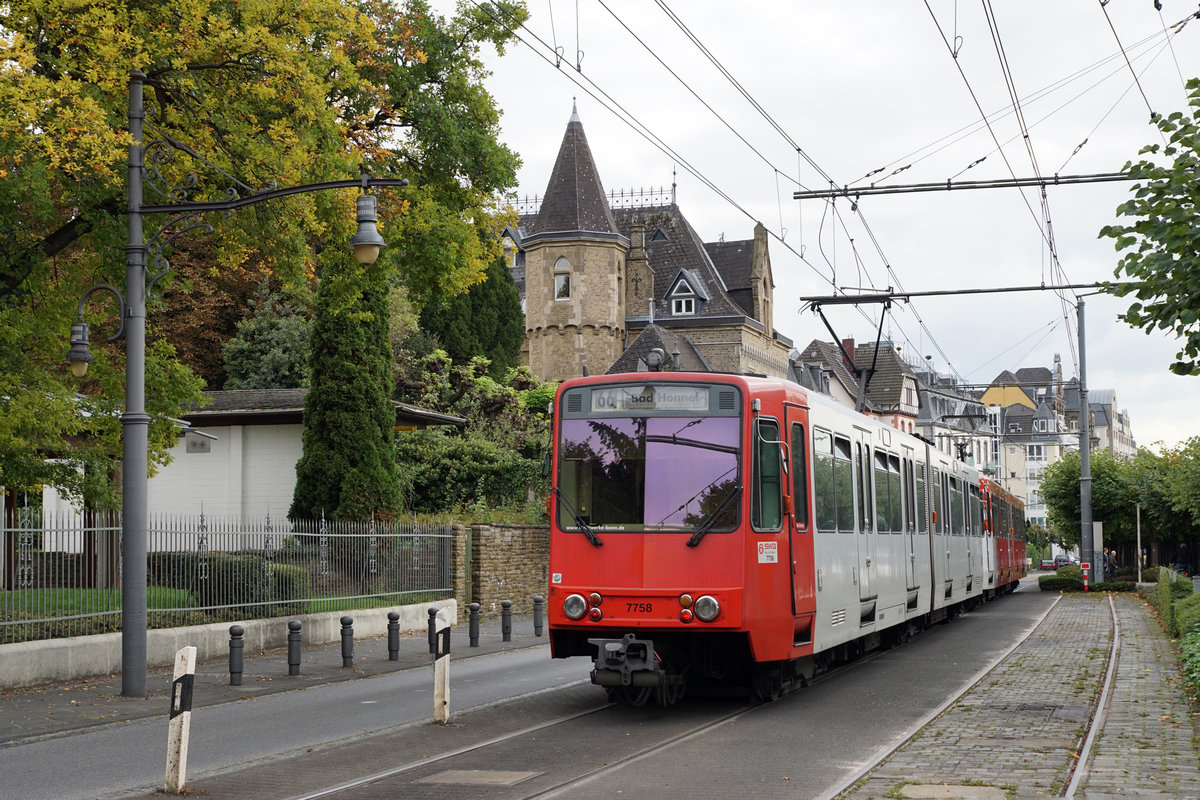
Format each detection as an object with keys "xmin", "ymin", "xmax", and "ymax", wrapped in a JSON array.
[{"xmin": 547, "ymin": 372, "xmax": 1025, "ymax": 705}]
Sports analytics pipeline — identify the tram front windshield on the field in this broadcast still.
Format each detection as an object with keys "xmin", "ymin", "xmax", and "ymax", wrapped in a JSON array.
[{"xmin": 557, "ymin": 415, "xmax": 741, "ymax": 532}]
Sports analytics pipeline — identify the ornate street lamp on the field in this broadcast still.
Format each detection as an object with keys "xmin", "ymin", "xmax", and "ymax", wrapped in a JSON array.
[{"xmin": 66, "ymin": 69, "xmax": 406, "ymax": 697}]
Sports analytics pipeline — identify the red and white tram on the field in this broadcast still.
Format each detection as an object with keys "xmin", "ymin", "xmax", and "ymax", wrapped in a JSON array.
[{"xmin": 547, "ymin": 372, "xmax": 1026, "ymax": 704}]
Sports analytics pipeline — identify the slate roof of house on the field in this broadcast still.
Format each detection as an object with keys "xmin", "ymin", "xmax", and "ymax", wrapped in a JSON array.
[
  {"xmin": 854, "ymin": 342, "xmax": 915, "ymax": 412},
  {"xmin": 703, "ymin": 238, "xmax": 755, "ymax": 318},
  {"xmin": 606, "ymin": 323, "xmax": 711, "ymax": 374},
  {"xmin": 795, "ymin": 339, "xmax": 861, "ymax": 400},
  {"xmin": 525, "ymin": 105, "xmax": 618, "ymax": 237},
  {"xmin": 613, "ymin": 205, "xmax": 745, "ymax": 319},
  {"xmin": 182, "ymin": 389, "xmax": 464, "ymax": 428}
]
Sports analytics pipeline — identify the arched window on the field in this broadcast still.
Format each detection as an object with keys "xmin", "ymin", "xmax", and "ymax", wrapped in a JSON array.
[{"xmin": 553, "ymin": 257, "xmax": 571, "ymax": 300}]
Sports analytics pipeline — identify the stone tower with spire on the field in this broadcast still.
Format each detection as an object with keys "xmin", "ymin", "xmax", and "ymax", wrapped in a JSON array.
[{"xmin": 522, "ymin": 105, "xmax": 629, "ymax": 381}]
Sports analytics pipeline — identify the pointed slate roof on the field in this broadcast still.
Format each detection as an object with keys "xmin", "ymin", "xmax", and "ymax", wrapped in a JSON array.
[
  {"xmin": 527, "ymin": 105, "xmax": 618, "ymax": 236},
  {"xmin": 606, "ymin": 323, "xmax": 710, "ymax": 374}
]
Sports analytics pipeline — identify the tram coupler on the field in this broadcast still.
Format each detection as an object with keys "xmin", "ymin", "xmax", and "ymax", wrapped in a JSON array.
[{"xmin": 588, "ymin": 634, "xmax": 663, "ymax": 688}]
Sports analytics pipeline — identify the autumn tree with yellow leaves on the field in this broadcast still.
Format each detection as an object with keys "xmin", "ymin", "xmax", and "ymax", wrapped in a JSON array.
[{"xmin": 0, "ymin": 0, "xmax": 527, "ymax": 510}]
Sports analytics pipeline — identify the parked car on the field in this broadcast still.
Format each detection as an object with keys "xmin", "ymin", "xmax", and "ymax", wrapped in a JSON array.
[
  {"xmin": 1039, "ymin": 558, "xmax": 1055, "ymax": 570},
  {"xmin": 1054, "ymin": 554, "xmax": 1075, "ymax": 569}
]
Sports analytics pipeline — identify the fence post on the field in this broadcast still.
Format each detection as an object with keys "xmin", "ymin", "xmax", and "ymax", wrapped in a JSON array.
[
  {"xmin": 468, "ymin": 602, "xmax": 480, "ymax": 647},
  {"xmin": 387, "ymin": 611, "xmax": 400, "ymax": 661},
  {"xmin": 228, "ymin": 625, "xmax": 244, "ymax": 686},
  {"xmin": 501, "ymin": 599, "xmax": 512, "ymax": 642},
  {"xmin": 433, "ymin": 615, "xmax": 450, "ymax": 724},
  {"xmin": 533, "ymin": 596, "xmax": 544, "ymax": 637},
  {"xmin": 164, "ymin": 646, "xmax": 197, "ymax": 794},
  {"xmin": 287, "ymin": 620, "xmax": 302, "ymax": 676}
]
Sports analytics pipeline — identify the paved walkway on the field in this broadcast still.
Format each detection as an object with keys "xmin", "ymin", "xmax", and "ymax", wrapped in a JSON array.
[{"xmin": 836, "ymin": 592, "xmax": 1200, "ymax": 800}]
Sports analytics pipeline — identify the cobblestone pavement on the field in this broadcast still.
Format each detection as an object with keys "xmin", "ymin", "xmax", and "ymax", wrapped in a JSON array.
[{"xmin": 835, "ymin": 593, "xmax": 1200, "ymax": 800}]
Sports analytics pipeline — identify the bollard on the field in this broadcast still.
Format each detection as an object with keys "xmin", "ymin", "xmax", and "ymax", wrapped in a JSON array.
[
  {"xmin": 340, "ymin": 615, "xmax": 354, "ymax": 668},
  {"xmin": 165, "ymin": 646, "xmax": 197, "ymax": 794},
  {"xmin": 533, "ymin": 596, "xmax": 544, "ymax": 637},
  {"xmin": 387, "ymin": 611, "xmax": 400, "ymax": 661},
  {"xmin": 468, "ymin": 602, "xmax": 481, "ymax": 647},
  {"xmin": 287, "ymin": 620, "xmax": 302, "ymax": 676},
  {"xmin": 228, "ymin": 625, "xmax": 244, "ymax": 686},
  {"xmin": 427, "ymin": 607, "xmax": 438, "ymax": 655},
  {"xmin": 501, "ymin": 599, "xmax": 512, "ymax": 643},
  {"xmin": 433, "ymin": 617, "xmax": 451, "ymax": 724}
]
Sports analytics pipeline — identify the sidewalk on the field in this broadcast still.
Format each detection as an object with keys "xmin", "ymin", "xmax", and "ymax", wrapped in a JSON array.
[
  {"xmin": 836, "ymin": 591, "xmax": 1200, "ymax": 800},
  {"xmin": 0, "ymin": 614, "xmax": 544, "ymax": 747}
]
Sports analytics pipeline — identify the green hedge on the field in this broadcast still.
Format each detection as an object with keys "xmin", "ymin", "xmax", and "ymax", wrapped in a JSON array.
[
  {"xmin": 272, "ymin": 564, "xmax": 312, "ymax": 616},
  {"xmin": 1039, "ymin": 575, "xmax": 1084, "ymax": 592},
  {"xmin": 1138, "ymin": 568, "xmax": 1196, "ymax": 636},
  {"xmin": 1182, "ymin": 629, "xmax": 1200, "ymax": 694},
  {"xmin": 1175, "ymin": 592, "xmax": 1200, "ymax": 639}
]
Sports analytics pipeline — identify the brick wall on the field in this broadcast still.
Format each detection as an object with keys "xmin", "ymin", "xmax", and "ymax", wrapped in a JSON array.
[{"xmin": 451, "ymin": 524, "xmax": 550, "ymax": 621}]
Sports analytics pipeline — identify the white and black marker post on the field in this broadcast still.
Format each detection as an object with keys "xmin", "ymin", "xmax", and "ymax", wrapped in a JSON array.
[
  {"xmin": 433, "ymin": 613, "xmax": 450, "ymax": 723},
  {"xmin": 165, "ymin": 645, "xmax": 197, "ymax": 794}
]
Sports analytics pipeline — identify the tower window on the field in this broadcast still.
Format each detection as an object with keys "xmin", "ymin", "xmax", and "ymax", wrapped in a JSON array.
[{"xmin": 554, "ymin": 257, "xmax": 571, "ymax": 300}]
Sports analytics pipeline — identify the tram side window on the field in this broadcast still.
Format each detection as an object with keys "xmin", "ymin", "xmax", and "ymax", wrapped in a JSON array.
[
  {"xmin": 835, "ymin": 436, "xmax": 854, "ymax": 533},
  {"xmin": 949, "ymin": 477, "xmax": 965, "ymax": 536},
  {"xmin": 888, "ymin": 454, "xmax": 903, "ymax": 533},
  {"xmin": 752, "ymin": 418, "xmax": 783, "ymax": 531},
  {"xmin": 931, "ymin": 471, "xmax": 943, "ymax": 534},
  {"xmin": 790, "ymin": 422, "xmax": 809, "ymax": 529},
  {"xmin": 969, "ymin": 486, "xmax": 983, "ymax": 537},
  {"xmin": 873, "ymin": 452, "xmax": 890, "ymax": 532},
  {"xmin": 915, "ymin": 463, "xmax": 927, "ymax": 534},
  {"xmin": 814, "ymin": 428, "xmax": 835, "ymax": 531}
]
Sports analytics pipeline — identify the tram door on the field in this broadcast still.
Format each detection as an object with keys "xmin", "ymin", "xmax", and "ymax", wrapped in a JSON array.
[
  {"xmin": 902, "ymin": 446, "xmax": 918, "ymax": 591},
  {"xmin": 854, "ymin": 427, "xmax": 876, "ymax": 602},
  {"xmin": 785, "ymin": 404, "xmax": 810, "ymax": 617},
  {"xmin": 981, "ymin": 488, "xmax": 994, "ymax": 585}
]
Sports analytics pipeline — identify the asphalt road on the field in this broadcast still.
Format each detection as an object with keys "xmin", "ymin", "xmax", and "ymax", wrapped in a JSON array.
[{"xmin": 0, "ymin": 648, "xmax": 588, "ymax": 800}]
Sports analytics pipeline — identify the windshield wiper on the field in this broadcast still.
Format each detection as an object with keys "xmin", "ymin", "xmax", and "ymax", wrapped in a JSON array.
[
  {"xmin": 551, "ymin": 486, "xmax": 603, "ymax": 547},
  {"xmin": 687, "ymin": 485, "xmax": 741, "ymax": 548}
]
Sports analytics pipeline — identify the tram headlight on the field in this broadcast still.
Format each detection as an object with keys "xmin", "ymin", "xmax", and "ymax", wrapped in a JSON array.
[
  {"xmin": 694, "ymin": 595, "xmax": 720, "ymax": 622},
  {"xmin": 563, "ymin": 593, "xmax": 587, "ymax": 620}
]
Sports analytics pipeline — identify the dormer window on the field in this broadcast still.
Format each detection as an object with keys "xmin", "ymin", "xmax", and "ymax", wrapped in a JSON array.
[
  {"xmin": 554, "ymin": 257, "xmax": 571, "ymax": 300},
  {"xmin": 668, "ymin": 271, "xmax": 705, "ymax": 316}
]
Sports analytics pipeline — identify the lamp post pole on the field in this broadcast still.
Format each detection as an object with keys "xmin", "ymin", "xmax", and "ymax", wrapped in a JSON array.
[
  {"xmin": 121, "ymin": 71, "xmax": 151, "ymax": 698},
  {"xmin": 71, "ymin": 70, "xmax": 405, "ymax": 698}
]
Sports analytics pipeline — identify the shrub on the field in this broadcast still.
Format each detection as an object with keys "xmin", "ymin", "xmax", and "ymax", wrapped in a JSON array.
[
  {"xmin": 396, "ymin": 429, "xmax": 547, "ymax": 514},
  {"xmin": 1091, "ymin": 581, "xmax": 1136, "ymax": 593},
  {"xmin": 1115, "ymin": 566, "xmax": 1138, "ymax": 580},
  {"xmin": 1175, "ymin": 592, "xmax": 1200, "ymax": 638},
  {"xmin": 1140, "ymin": 569, "xmax": 1160, "ymax": 583},
  {"xmin": 1039, "ymin": 575, "xmax": 1084, "ymax": 592},
  {"xmin": 271, "ymin": 564, "xmax": 311, "ymax": 616},
  {"xmin": 196, "ymin": 553, "xmax": 273, "ymax": 616},
  {"xmin": 1057, "ymin": 564, "xmax": 1083, "ymax": 581},
  {"xmin": 1181, "ymin": 629, "xmax": 1200, "ymax": 697}
]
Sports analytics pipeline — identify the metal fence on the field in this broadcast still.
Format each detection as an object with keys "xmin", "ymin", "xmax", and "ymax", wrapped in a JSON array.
[{"xmin": 1, "ymin": 508, "xmax": 453, "ymax": 644}]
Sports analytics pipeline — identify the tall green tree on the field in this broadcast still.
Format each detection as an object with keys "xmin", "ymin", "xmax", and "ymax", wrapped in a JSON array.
[
  {"xmin": 1039, "ymin": 450, "xmax": 1138, "ymax": 549},
  {"xmin": 290, "ymin": 247, "xmax": 401, "ymax": 521},
  {"xmin": 224, "ymin": 284, "xmax": 313, "ymax": 390},
  {"xmin": 1101, "ymin": 77, "xmax": 1200, "ymax": 375},
  {"xmin": 420, "ymin": 256, "xmax": 524, "ymax": 378}
]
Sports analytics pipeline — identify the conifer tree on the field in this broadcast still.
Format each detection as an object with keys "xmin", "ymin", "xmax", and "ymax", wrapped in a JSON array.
[{"xmin": 289, "ymin": 247, "xmax": 401, "ymax": 521}]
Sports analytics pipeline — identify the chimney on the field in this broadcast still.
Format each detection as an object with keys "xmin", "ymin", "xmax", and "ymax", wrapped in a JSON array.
[{"xmin": 841, "ymin": 338, "xmax": 856, "ymax": 374}]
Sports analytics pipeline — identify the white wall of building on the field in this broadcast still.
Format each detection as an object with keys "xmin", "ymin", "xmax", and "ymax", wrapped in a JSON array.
[{"xmin": 147, "ymin": 424, "xmax": 303, "ymax": 519}]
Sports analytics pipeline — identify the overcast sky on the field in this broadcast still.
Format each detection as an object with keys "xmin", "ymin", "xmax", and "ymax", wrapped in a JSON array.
[{"xmin": 439, "ymin": 0, "xmax": 1200, "ymax": 449}]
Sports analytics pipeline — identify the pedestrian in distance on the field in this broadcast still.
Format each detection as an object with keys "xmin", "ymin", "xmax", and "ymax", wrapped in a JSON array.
[{"xmin": 1175, "ymin": 542, "xmax": 1190, "ymax": 577}]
